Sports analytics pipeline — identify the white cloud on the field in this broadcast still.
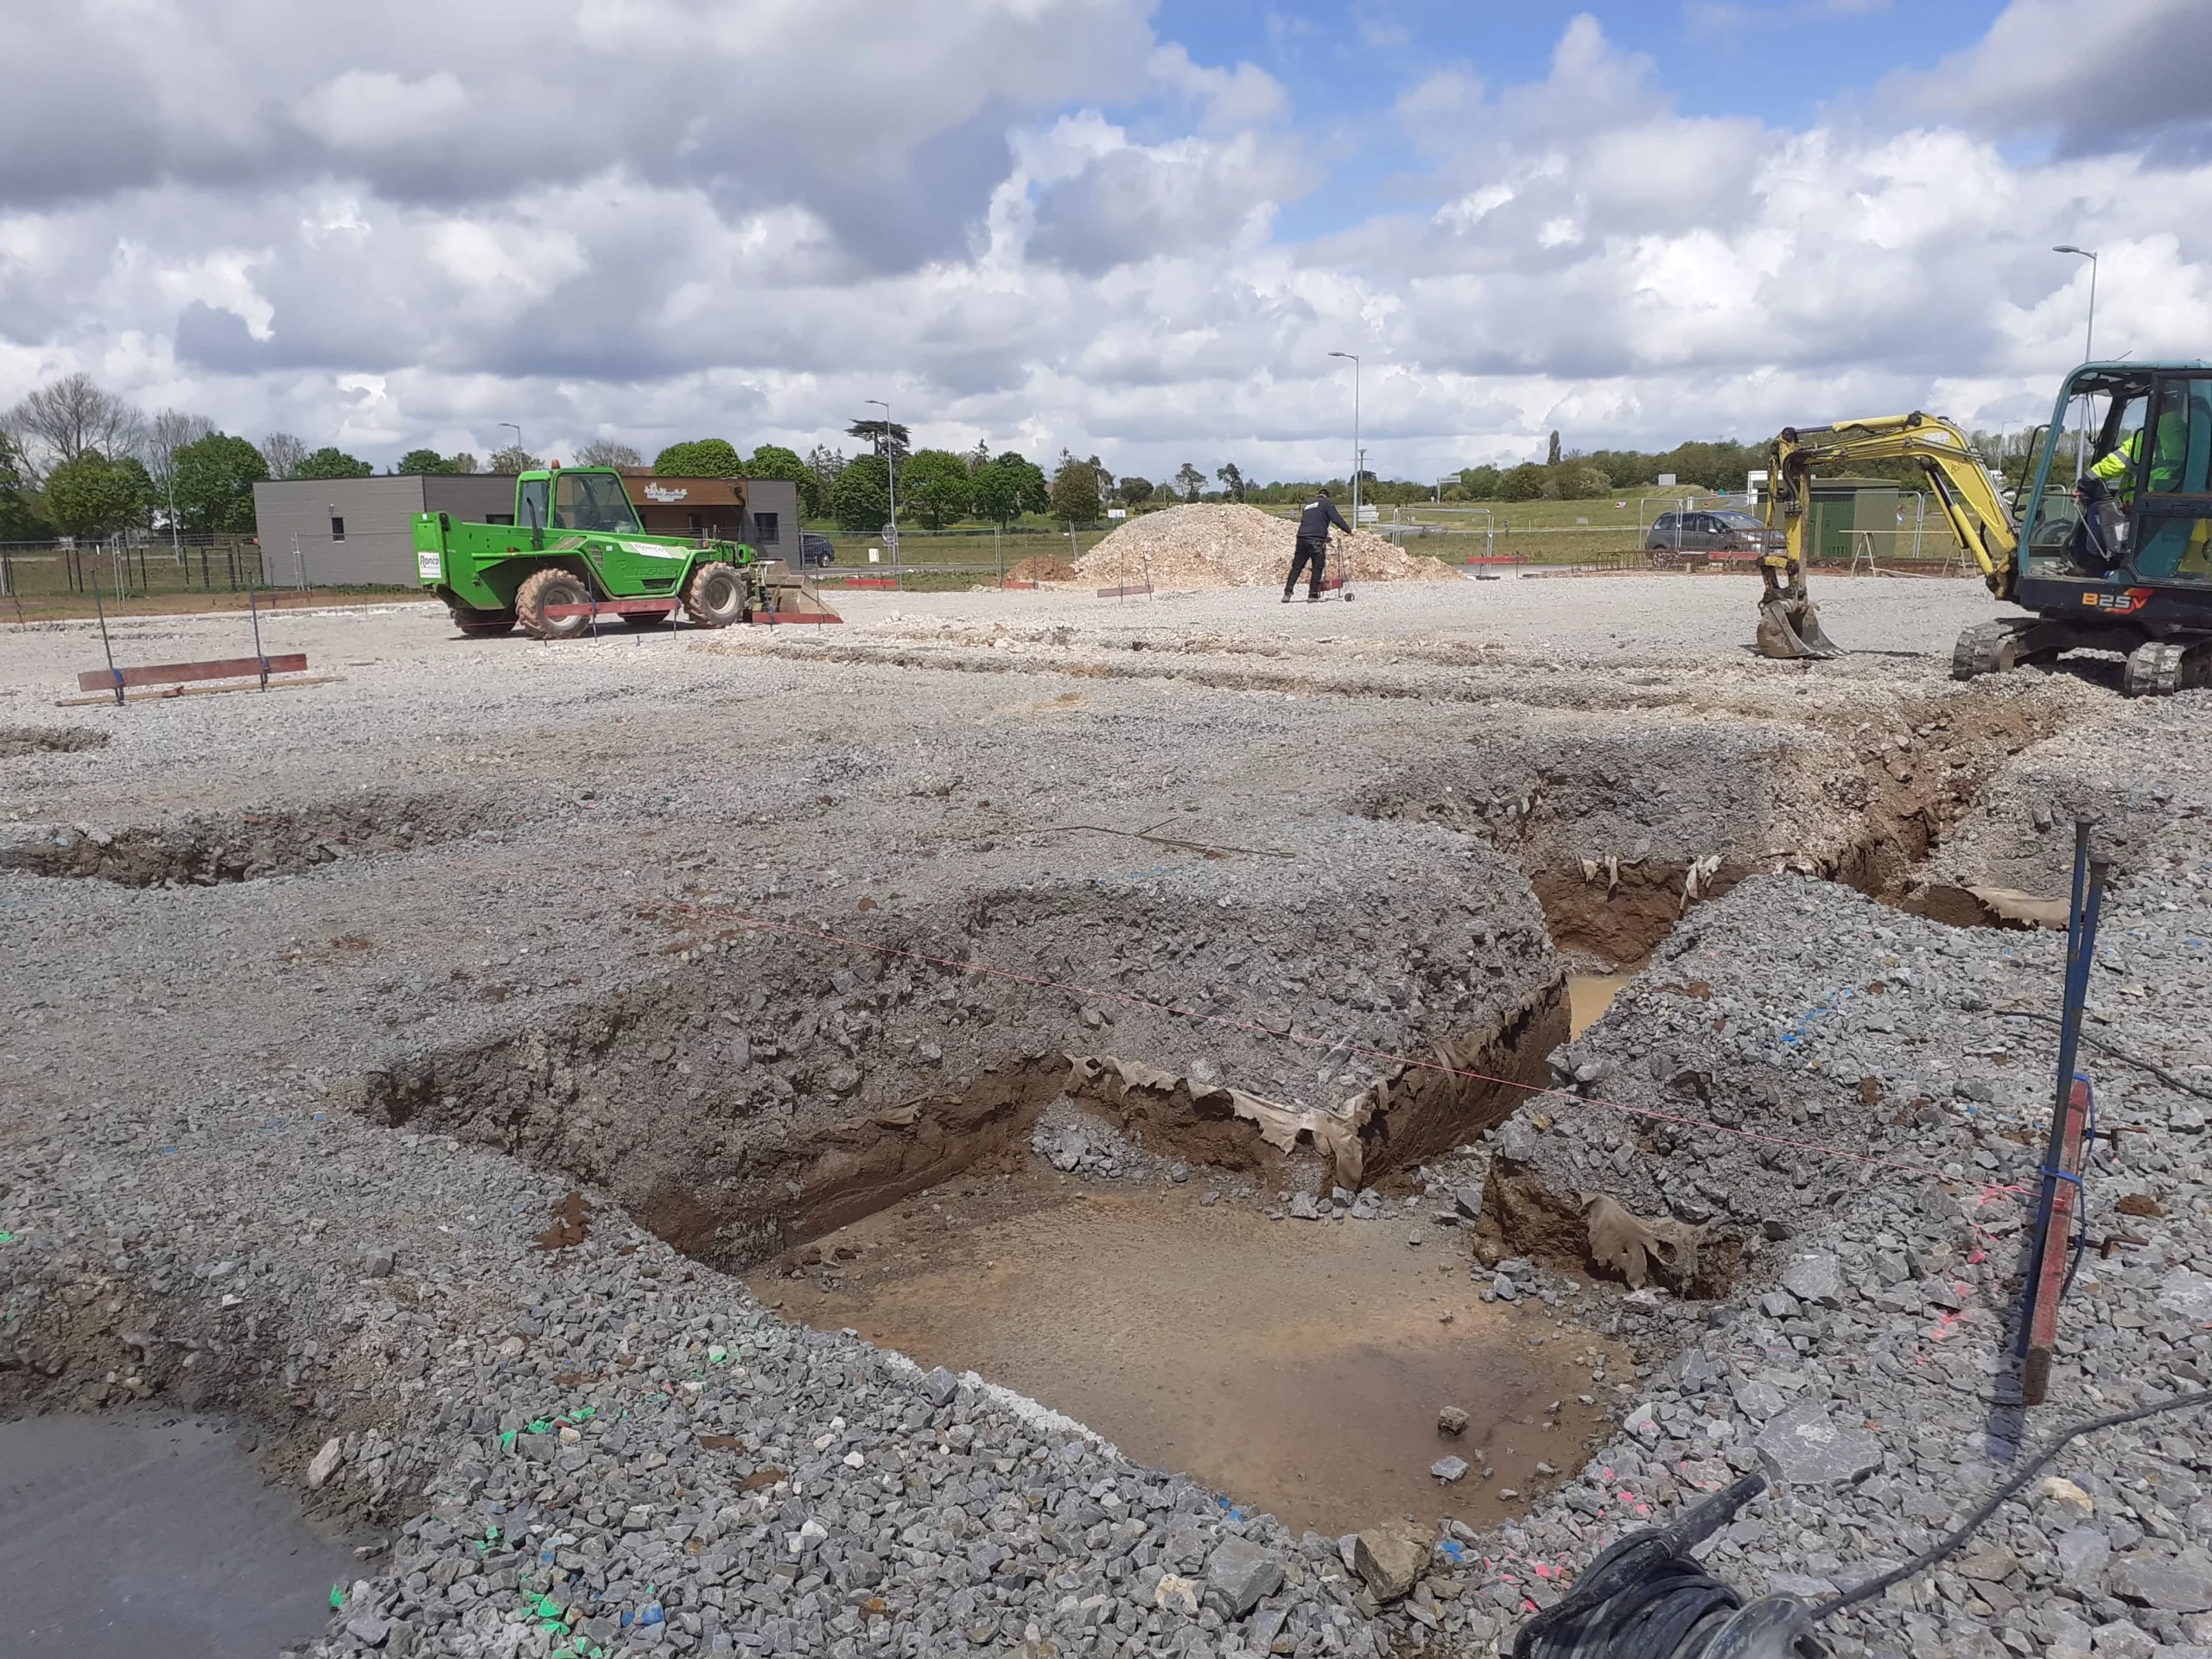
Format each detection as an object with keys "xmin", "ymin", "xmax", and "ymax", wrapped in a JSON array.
[
  {"xmin": 3, "ymin": 2, "xmax": 2212, "ymax": 484},
  {"xmin": 1882, "ymin": 0, "xmax": 2212, "ymax": 155},
  {"xmin": 293, "ymin": 71, "xmax": 471, "ymax": 154}
]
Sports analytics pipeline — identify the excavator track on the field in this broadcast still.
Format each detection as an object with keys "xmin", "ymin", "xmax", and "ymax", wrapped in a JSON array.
[
  {"xmin": 2123, "ymin": 638, "xmax": 2212, "ymax": 697},
  {"xmin": 1951, "ymin": 619, "xmax": 2030, "ymax": 679}
]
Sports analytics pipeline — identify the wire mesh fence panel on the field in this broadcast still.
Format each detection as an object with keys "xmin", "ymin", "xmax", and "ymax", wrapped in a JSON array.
[{"xmin": 0, "ymin": 538, "xmax": 270, "ymax": 607}]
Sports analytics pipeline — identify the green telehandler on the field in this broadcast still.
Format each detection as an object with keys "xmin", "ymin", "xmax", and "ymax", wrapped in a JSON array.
[{"xmin": 413, "ymin": 465, "xmax": 765, "ymax": 639}]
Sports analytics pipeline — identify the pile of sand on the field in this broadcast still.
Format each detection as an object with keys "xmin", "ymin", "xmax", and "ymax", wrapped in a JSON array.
[
  {"xmin": 1004, "ymin": 554, "xmax": 1082, "ymax": 583},
  {"xmin": 1074, "ymin": 505, "xmax": 1459, "ymax": 590}
]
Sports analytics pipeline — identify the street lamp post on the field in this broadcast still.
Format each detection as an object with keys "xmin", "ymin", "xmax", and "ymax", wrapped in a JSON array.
[
  {"xmin": 2053, "ymin": 245, "xmax": 2099, "ymax": 363},
  {"xmin": 499, "ymin": 423, "xmax": 524, "ymax": 467},
  {"xmin": 866, "ymin": 398, "xmax": 897, "ymax": 563},
  {"xmin": 1328, "ymin": 352, "xmax": 1360, "ymax": 526},
  {"xmin": 2053, "ymin": 246, "xmax": 2099, "ymax": 481}
]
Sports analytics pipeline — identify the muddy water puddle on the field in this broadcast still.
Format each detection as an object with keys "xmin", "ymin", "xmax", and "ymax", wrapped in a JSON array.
[
  {"xmin": 754, "ymin": 1171, "xmax": 1620, "ymax": 1536},
  {"xmin": 0, "ymin": 1409, "xmax": 365, "ymax": 1656},
  {"xmin": 1567, "ymin": 973, "xmax": 1630, "ymax": 1037}
]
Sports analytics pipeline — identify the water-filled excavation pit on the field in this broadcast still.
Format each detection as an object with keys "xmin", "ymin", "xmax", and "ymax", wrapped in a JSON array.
[
  {"xmin": 347, "ymin": 829, "xmax": 1637, "ymax": 1540},
  {"xmin": 751, "ymin": 1112, "xmax": 1625, "ymax": 1538}
]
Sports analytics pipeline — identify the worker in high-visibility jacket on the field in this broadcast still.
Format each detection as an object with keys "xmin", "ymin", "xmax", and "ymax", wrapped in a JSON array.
[
  {"xmin": 2088, "ymin": 408, "xmax": 2188, "ymax": 499},
  {"xmin": 2086, "ymin": 407, "xmax": 2209, "ymax": 575}
]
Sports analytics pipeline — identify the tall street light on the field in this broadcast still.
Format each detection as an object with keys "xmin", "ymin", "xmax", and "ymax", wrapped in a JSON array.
[
  {"xmin": 499, "ymin": 422, "xmax": 524, "ymax": 467},
  {"xmin": 867, "ymin": 398, "xmax": 897, "ymax": 557},
  {"xmin": 1328, "ymin": 352, "xmax": 1360, "ymax": 526},
  {"xmin": 2053, "ymin": 245, "xmax": 2099, "ymax": 362},
  {"xmin": 2053, "ymin": 246, "xmax": 2099, "ymax": 480}
]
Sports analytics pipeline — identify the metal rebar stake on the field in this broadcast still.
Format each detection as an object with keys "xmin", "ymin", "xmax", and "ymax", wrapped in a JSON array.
[
  {"xmin": 92, "ymin": 574, "xmax": 124, "ymax": 705},
  {"xmin": 2016, "ymin": 821, "xmax": 2102, "ymax": 1364},
  {"xmin": 248, "ymin": 582, "xmax": 270, "ymax": 690}
]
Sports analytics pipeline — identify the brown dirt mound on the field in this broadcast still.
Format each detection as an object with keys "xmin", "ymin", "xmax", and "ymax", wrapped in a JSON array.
[
  {"xmin": 1076, "ymin": 504, "xmax": 1462, "ymax": 591},
  {"xmin": 1005, "ymin": 555, "xmax": 1082, "ymax": 583}
]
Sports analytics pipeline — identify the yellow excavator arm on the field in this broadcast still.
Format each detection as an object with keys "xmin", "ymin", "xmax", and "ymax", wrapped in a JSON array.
[
  {"xmin": 1770, "ymin": 413, "xmax": 2018, "ymax": 594},
  {"xmin": 1755, "ymin": 411, "xmax": 2020, "ymax": 659}
]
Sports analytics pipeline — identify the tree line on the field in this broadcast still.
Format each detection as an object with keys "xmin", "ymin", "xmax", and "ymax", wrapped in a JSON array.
[
  {"xmin": 0, "ymin": 372, "xmax": 476, "ymax": 542},
  {"xmin": 3, "ymin": 371, "xmax": 2005, "ymax": 545}
]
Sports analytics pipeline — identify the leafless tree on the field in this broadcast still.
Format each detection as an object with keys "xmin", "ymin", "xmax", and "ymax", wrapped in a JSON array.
[
  {"xmin": 146, "ymin": 409, "xmax": 217, "ymax": 496},
  {"xmin": 575, "ymin": 440, "xmax": 642, "ymax": 468},
  {"xmin": 259, "ymin": 432, "xmax": 308, "ymax": 480},
  {"xmin": 5, "ymin": 373, "xmax": 147, "ymax": 478}
]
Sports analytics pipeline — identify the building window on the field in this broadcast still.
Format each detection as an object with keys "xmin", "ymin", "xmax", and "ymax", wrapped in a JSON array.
[
  {"xmin": 753, "ymin": 511, "xmax": 779, "ymax": 544},
  {"xmin": 330, "ymin": 516, "xmax": 346, "ymax": 542}
]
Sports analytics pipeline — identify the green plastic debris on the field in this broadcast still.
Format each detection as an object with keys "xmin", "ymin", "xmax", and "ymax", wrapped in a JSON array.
[
  {"xmin": 499, "ymin": 1428, "xmax": 518, "ymax": 1450},
  {"xmin": 526, "ymin": 1418, "xmax": 551, "ymax": 1434},
  {"xmin": 329, "ymin": 1584, "xmax": 344, "ymax": 1610},
  {"xmin": 0, "ymin": 1232, "xmax": 15, "ymax": 1245}
]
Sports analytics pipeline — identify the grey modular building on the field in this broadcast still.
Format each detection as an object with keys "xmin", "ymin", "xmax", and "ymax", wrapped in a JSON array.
[
  {"xmin": 251, "ymin": 474, "xmax": 804, "ymax": 587},
  {"xmin": 251, "ymin": 475, "xmax": 515, "ymax": 587}
]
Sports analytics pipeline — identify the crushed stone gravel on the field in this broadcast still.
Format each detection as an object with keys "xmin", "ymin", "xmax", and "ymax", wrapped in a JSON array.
[{"xmin": 3, "ymin": 584, "xmax": 2209, "ymax": 1659}]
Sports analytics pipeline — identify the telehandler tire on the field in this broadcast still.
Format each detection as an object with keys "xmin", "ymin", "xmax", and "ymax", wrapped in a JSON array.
[
  {"xmin": 516, "ymin": 568, "xmax": 595, "ymax": 640},
  {"xmin": 683, "ymin": 561, "xmax": 747, "ymax": 627}
]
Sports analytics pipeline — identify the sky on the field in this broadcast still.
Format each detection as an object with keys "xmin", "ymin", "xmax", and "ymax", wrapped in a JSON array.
[{"xmin": 3, "ymin": 0, "xmax": 2210, "ymax": 485}]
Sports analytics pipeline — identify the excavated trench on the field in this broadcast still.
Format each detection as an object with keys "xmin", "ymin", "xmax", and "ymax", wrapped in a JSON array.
[
  {"xmin": 341, "ymin": 950, "xmax": 1569, "ymax": 1274},
  {"xmin": 1360, "ymin": 688, "xmax": 2070, "ymax": 969},
  {"xmin": 0, "ymin": 791, "xmax": 488, "ymax": 887},
  {"xmin": 330, "ymin": 898, "xmax": 1606, "ymax": 1535},
  {"xmin": 32, "ymin": 678, "xmax": 2056, "ymax": 1546}
]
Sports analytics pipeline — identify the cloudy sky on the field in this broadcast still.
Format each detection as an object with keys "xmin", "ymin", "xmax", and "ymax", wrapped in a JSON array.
[{"xmin": 3, "ymin": 0, "xmax": 2208, "ymax": 482}]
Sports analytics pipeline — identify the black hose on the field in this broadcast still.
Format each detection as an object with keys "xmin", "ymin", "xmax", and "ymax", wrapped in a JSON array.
[
  {"xmin": 1997, "ymin": 1008, "xmax": 2212, "ymax": 1103},
  {"xmin": 1814, "ymin": 1388, "xmax": 2212, "ymax": 1617},
  {"xmin": 1514, "ymin": 1390, "xmax": 2212, "ymax": 1656},
  {"xmin": 1513, "ymin": 1473, "xmax": 1821, "ymax": 1659}
]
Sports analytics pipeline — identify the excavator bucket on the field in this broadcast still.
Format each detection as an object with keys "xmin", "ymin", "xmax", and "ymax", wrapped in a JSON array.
[{"xmin": 1757, "ymin": 594, "xmax": 1842, "ymax": 660}]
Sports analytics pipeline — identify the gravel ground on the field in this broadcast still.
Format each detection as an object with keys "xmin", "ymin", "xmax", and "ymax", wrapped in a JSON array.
[{"xmin": 3, "ymin": 579, "xmax": 2207, "ymax": 1659}]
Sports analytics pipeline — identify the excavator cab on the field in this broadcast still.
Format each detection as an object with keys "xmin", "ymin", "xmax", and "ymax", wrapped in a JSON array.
[
  {"xmin": 1757, "ymin": 367, "xmax": 2212, "ymax": 695},
  {"xmin": 1999, "ymin": 362, "xmax": 2212, "ymax": 691}
]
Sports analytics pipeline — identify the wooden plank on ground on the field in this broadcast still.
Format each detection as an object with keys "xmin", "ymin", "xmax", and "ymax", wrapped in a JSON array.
[
  {"xmin": 57, "ymin": 677, "xmax": 341, "ymax": 708},
  {"xmin": 76, "ymin": 652, "xmax": 309, "ymax": 692}
]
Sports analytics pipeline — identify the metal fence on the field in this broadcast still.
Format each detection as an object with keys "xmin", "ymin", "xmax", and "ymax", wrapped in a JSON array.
[{"xmin": 1, "ymin": 537, "xmax": 271, "ymax": 603}]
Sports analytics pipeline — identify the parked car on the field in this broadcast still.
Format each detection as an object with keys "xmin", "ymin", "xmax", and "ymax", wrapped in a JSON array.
[
  {"xmin": 1643, "ymin": 510, "xmax": 1783, "ymax": 568},
  {"xmin": 800, "ymin": 531, "xmax": 836, "ymax": 568}
]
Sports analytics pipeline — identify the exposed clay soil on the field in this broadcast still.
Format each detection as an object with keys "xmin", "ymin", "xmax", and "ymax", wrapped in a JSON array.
[{"xmin": 1361, "ymin": 689, "xmax": 2072, "ymax": 967}]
